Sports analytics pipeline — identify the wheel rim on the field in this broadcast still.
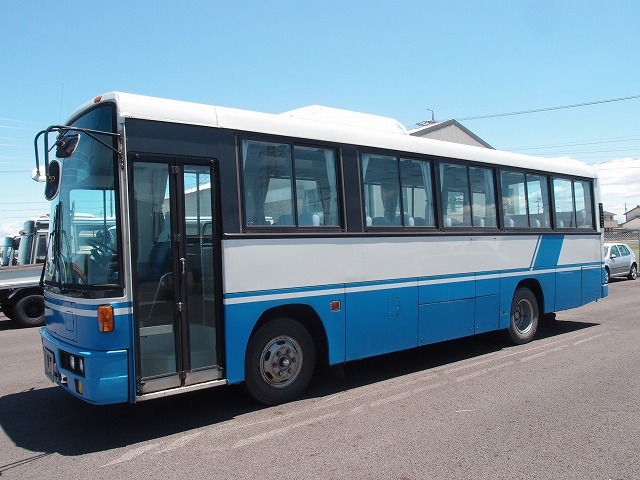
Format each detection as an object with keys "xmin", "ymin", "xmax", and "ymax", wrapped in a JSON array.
[
  {"xmin": 632, "ymin": 266, "xmax": 637, "ymax": 279},
  {"xmin": 513, "ymin": 298, "xmax": 534, "ymax": 335},
  {"xmin": 605, "ymin": 269, "xmax": 610, "ymax": 283},
  {"xmin": 259, "ymin": 336, "xmax": 303, "ymax": 389}
]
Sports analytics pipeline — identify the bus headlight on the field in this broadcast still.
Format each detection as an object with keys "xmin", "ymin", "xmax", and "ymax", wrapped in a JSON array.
[{"xmin": 60, "ymin": 351, "xmax": 85, "ymax": 377}]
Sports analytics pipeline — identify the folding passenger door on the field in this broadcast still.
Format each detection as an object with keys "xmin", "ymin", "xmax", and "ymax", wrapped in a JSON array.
[{"xmin": 130, "ymin": 155, "xmax": 222, "ymax": 396}]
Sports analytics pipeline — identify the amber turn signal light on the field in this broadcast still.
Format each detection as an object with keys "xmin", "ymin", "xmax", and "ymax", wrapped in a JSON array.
[{"xmin": 98, "ymin": 305, "xmax": 114, "ymax": 333}]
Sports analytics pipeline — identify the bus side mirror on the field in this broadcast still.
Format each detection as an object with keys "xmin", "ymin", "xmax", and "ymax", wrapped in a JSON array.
[
  {"xmin": 32, "ymin": 167, "xmax": 47, "ymax": 182},
  {"xmin": 44, "ymin": 159, "xmax": 62, "ymax": 201},
  {"xmin": 55, "ymin": 133, "xmax": 80, "ymax": 158}
]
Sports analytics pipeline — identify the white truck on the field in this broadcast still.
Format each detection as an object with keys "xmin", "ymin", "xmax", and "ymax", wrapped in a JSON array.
[{"xmin": 0, "ymin": 217, "xmax": 48, "ymax": 327}]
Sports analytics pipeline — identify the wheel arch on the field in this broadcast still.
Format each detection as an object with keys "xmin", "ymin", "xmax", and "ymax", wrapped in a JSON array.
[
  {"xmin": 5, "ymin": 287, "xmax": 43, "ymax": 305},
  {"xmin": 514, "ymin": 278, "xmax": 545, "ymax": 314},
  {"xmin": 250, "ymin": 303, "xmax": 329, "ymax": 367}
]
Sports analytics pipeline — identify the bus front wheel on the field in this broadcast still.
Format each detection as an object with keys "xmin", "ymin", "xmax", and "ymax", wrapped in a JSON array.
[
  {"xmin": 244, "ymin": 318, "xmax": 315, "ymax": 405},
  {"xmin": 508, "ymin": 287, "xmax": 538, "ymax": 345}
]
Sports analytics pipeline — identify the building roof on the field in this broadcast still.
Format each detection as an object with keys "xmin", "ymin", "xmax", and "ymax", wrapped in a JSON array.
[
  {"xmin": 624, "ymin": 205, "xmax": 640, "ymax": 216},
  {"xmin": 408, "ymin": 119, "xmax": 493, "ymax": 149}
]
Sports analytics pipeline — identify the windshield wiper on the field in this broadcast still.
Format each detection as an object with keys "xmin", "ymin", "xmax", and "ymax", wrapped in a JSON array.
[{"xmin": 49, "ymin": 202, "xmax": 66, "ymax": 292}]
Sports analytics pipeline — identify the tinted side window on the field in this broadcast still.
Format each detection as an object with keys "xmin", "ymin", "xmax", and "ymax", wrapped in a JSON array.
[
  {"xmin": 501, "ymin": 171, "xmax": 528, "ymax": 228},
  {"xmin": 242, "ymin": 140, "xmax": 340, "ymax": 228},
  {"xmin": 242, "ymin": 140, "xmax": 293, "ymax": 226},
  {"xmin": 574, "ymin": 180, "xmax": 593, "ymax": 228},
  {"xmin": 400, "ymin": 158, "xmax": 435, "ymax": 227},
  {"xmin": 440, "ymin": 163, "xmax": 471, "ymax": 227},
  {"xmin": 553, "ymin": 178, "xmax": 575, "ymax": 228},
  {"xmin": 469, "ymin": 166, "xmax": 497, "ymax": 227},
  {"xmin": 362, "ymin": 154, "xmax": 401, "ymax": 226},
  {"xmin": 294, "ymin": 146, "xmax": 339, "ymax": 227},
  {"xmin": 526, "ymin": 174, "xmax": 550, "ymax": 228},
  {"xmin": 618, "ymin": 245, "xmax": 631, "ymax": 256}
]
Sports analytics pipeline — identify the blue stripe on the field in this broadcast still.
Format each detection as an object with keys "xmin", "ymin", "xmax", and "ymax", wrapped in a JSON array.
[
  {"xmin": 533, "ymin": 235, "xmax": 564, "ymax": 268},
  {"xmin": 530, "ymin": 236, "xmax": 542, "ymax": 269},
  {"xmin": 224, "ymin": 261, "xmax": 596, "ymax": 304},
  {"xmin": 45, "ymin": 296, "xmax": 133, "ymax": 310}
]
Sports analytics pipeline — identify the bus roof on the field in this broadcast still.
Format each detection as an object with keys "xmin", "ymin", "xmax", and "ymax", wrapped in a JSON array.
[{"xmin": 74, "ymin": 92, "xmax": 597, "ymax": 179}]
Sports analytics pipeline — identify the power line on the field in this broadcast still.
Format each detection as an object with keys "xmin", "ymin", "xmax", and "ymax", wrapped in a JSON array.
[
  {"xmin": 531, "ymin": 147, "xmax": 640, "ymax": 156},
  {"xmin": 508, "ymin": 135, "xmax": 640, "ymax": 152},
  {"xmin": 456, "ymin": 94, "xmax": 640, "ymax": 121}
]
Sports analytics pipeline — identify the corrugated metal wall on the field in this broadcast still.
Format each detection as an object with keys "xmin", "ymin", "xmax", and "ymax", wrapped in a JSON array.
[{"xmin": 414, "ymin": 123, "xmax": 487, "ymax": 148}]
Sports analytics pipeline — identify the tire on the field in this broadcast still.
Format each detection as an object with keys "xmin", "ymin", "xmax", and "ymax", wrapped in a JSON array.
[
  {"xmin": 628, "ymin": 264, "xmax": 637, "ymax": 281},
  {"xmin": 508, "ymin": 287, "xmax": 539, "ymax": 345},
  {"xmin": 244, "ymin": 318, "xmax": 315, "ymax": 405},
  {"xmin": 604, "ymin": 267, "xmax": 610, "ymax": 284},
  {"xmin": 12, "ymin": 294, "xmax": 45, "ymax": 328}
]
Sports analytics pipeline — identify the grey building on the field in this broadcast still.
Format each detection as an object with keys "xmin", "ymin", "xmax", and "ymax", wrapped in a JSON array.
[{"xmin": 408, "ymin": 119, "xmax": 493, "ymax": 149}]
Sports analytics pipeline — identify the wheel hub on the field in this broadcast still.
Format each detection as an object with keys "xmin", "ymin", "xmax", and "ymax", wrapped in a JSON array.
[
  {"xmin": 514, "ymin": 299, "xmax": 533, "ymax": 334},
  {"xmin": 260, "ymin": 337, "xmax": 302, "ymax": 388}
]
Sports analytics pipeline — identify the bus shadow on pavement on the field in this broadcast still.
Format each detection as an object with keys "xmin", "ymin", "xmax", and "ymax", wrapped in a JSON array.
[
  {"xmin": 0, "ymin": 317, "xmax": 598, "ymax": 457},
  {"xmin": 0, "ymin": 383, "xmax": 258, "ymax": 457},
  {"xmin": 305, "ymin": 317, "xmax": 600, "ymax": 402}
]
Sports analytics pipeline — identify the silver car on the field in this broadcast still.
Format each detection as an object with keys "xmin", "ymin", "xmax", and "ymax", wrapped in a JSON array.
[{"xmin": 603, "ymin": 242, "xmax": 637, "ymax": 283}]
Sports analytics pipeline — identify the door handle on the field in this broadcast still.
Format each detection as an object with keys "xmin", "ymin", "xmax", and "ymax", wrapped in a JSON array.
[{"xmin": 180, "ymin": 257, "xmax": 186, "ymax": 276}]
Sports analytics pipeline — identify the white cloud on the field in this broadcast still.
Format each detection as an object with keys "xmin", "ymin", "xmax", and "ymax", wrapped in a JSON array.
[
  {"xmin": 594, "ymin": 158, "xmax": 640, "ymax": 222},
  {"xmin": 519, "ymin": 155, "xmax": 640, "ymax": 225},
  {"xmin": 0, "ymin": 221, "xmax": 23, "ymax": 239}
]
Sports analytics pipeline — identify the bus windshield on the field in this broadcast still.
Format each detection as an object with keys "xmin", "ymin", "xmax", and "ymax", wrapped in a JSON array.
[{"xmin": 44, "ymin": 105, "xmax": 121, "ymax": 290}]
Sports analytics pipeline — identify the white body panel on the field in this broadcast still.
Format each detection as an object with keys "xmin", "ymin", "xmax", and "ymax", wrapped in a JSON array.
[{"xmin": 221, "ymin": 234, "xmax": 600, "ymax": 296}]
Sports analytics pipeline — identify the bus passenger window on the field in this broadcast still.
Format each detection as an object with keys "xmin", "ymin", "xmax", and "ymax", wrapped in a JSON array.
[
  {"xmin": 400, "ymin": 158, "xmax": 434, "ymax": 227},
  {"xmin": 526, "ymin": 174, "xmax": 550, "ymax": 228},
  {"xmin": 500, "ymin": 171, "xmax": 528, "ymax": 228},
  {"xmin": 469, "ymin": 166, "xmax": 496, "ymax": 228},
  {"xmin": 242, "ymin": 140, "xmax": 293, "ymax": 227},
  {"xmin": 440, "ymin": 163, "xmax": 471, "ymax": 227},
  {"xmin": 574, "ymin": 180, "xmax": 593, "ymax": 228},
  {"xmin": 293, "ymin": 146, "xmax": 339, "ymax": 227},
  {"xmin": 553, "ymin": 178, "xmax": 575, "ymax": 228},
  {"xmin": 362, "ymin": 154, "xmax": 402, "ymax": 226}
]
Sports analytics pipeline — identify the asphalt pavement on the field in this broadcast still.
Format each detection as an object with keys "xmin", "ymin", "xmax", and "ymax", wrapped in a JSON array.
[{"xmin": 0, "ymin": 280, "xmax": 639, "ymax": 479}]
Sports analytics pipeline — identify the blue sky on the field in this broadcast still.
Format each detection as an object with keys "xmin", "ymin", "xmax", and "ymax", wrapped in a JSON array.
[{"xmin": 1, "ymin": 0, "xmax": 639, "ymax": 236}]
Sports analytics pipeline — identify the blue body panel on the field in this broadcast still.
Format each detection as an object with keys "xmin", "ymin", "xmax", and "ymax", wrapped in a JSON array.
[
  {"xmin": 41, "ymin": 297, "xmax": 132, "ymax": 404},
  {"xmin": 41, "ymin": 327, "xmax": 129, "ymax": 404},
  {"xmin": 41, "ymin": 234, "xmax": 607, "ymax": 401}
]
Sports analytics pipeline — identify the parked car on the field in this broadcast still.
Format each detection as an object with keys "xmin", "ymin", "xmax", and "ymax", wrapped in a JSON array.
[{"xmin": 603, "ymin": 242, "xmax": 637, "ymax": 283}]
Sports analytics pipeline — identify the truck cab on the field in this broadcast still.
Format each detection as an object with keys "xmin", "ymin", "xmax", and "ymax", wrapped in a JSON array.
[{"xmin": 0, "ymin": 217, "xmax": 49, "ymax": 327}]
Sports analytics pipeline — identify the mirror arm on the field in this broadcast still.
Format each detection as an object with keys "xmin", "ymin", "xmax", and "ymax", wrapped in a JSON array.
[{"xmin": 33, "ymin": 125, "xmax": 121, "ymax": 178}]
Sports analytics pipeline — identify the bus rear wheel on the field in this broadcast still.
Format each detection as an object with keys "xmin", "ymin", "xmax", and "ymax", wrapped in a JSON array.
[
  {"xmin": 244, "ymin": 318, "xmax": 315, "ymax": 405},
  {"xmin": 508, "ymin": 287, "xmax": 538, "ymax": 345}
]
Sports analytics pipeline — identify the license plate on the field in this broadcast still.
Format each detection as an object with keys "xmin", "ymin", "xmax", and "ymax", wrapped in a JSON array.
[{"xmin": 43, "ymin": 348, "xmax": 56, "ymax": 382}]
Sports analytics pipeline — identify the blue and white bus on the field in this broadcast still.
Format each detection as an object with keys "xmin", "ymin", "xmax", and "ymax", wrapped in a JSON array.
[{"xmin": 34, "ymin": 93, "xmax": 607, "ymax": 405}]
